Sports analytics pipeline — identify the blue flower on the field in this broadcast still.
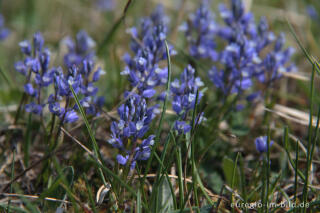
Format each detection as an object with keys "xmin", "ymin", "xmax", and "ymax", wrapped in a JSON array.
[
  {"xmin": 0, "ymin": 14, "xmax": 10, "ymax": 41},
  {"xmin": 19, "ymin": 40, "xmax": 32, "ymax": 55},
  {"xmin": 171, "ymin": 65, "xmax": 204, "ymax": 135},
  {"xmin": 174, "ymin": 121, "xmax": 191, "ymax": 135},
  {"xmin": 108, "ymin": 93, "xmax": 156, "ymax": 167},
  {"xmin": 61, "ymin": 32, "xmax": 105, "ymax": 116},
  {"xmin": 92, "ymin": 67, "xmax": 106, "ymax": 82},
  {"xmin": 63, "ymin": 110, "xmax": 79, "ymax": 123},
  {"xmin": 122, "ymin": 5, "xmax": 175, "ymax": 98},
  {"xmin": 15, "ymin": 31, "xmax": 104, "ymax": 120},
  {"xmin": 306, "ymin": 5, "xmax": 319, "ymax": 22},
  {"xmin": 48, "ymin": 102, "xmax": 64, "ymax": 116},
  {"xmin": 24, "ymin": 83, "xmax": 37, "ymax": 97},
  {"xmin": 116, "ymin": 154, "xmax": 129, "ymax": 165},
  {"xmin": 15, "ymin": 32, "xmax": 53, "ymax": 115},
  {"xmin": 95, "ymin": 0, "xmax": 116, "ymax": 11},
  {"xmin": 25, "ymin": 102, "xmax": 43, "ymax": 115},
  {"xmin": 63, "ymin": 30, "xmax": 96, "ymax": 67},
  {"xmin": 179, "ymin": 1, "xmax": 219, "ymax": 60},
  {"xmin": 255, "ymin": 136, "xmax": 274, "ymax": 153},
  {"xmin": 183, "ymin": 0, "xmax": 295, "ymax": 108}
]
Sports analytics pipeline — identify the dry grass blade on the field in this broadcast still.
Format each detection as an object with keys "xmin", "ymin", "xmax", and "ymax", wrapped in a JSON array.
[
  {"xmin": 265, "ymin": 104, "xmax": 318, "ymax": 127},
  {"xmin": 280, "ymin": 71, "xmax": 309, "ymax": 81},
  {"xmin": 1, "ymin": 193, "xmax": 71, "ymax": 204},
  {"xmin": 60, "ymin": 127, "xmax": 93, "ymax": 156}
]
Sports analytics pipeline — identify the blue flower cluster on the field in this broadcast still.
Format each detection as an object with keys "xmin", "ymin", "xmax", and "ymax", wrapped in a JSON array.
[
  {"xmin": 179, "ymin": 1, "xmax": 218, "ymax": 60},
  {"xmin": 63, "ymin": 30, "xmax": 96, "ymax": 67},
  {"xmin": 95, "ymin": 0, "xmax": 116, "ymax": 11},
  {"xmin": 171, "ymin": 65, "xmax": 204, "ymax": 135},
  {"xmin": 108, "ymin": 93, "xmax": 156, "ymax": 168},
  {"xmin": 15, "ymin": 31, "xmax": 104, "ymax": 122},
  {"xmin": 15, "ymin": 32, "xmax": 52, "ymax": 115},
  {"xmin": 0, "ymin": 13, "xmax": 10, "ymax": 40},
  {"xmin": 121, "ymin": 5, "xmax": 175, "ymax": 99},
  {"xmin": 182, "ymin": 0, "xmax": 295, "ymax": 102},
  {"xmin": 255, "ymin": 136, "xmax": 274, "ymax": 153},
  {"xmin": 306, "ymin": 5, "xmax": 319, "ymax": 23},
  {"xmin": 108, "ymin": 6, "xmax": 173, "ymax": 167}
]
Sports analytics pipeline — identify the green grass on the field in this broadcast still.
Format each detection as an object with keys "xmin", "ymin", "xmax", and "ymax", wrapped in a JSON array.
[{"xmin": 0, "ymin": 0, "xmax": 320, "ymax": 212}]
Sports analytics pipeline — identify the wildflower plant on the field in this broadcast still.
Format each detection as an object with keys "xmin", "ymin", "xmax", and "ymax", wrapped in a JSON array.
[
  {"xmin": 15, "ymin": 30, "xmax": 105, "ymax": 123},
  {"xmin": 179, "ymin": 1, "xmax": 219, "ymax": 61},
  {"xmin": 171, "ymin": 65, "xmax": 204, "ymax": 135},
  {"xmin": 182, "ymin": 0, "xmax": 295, "ymax": 105},
  {"xmin": 121, "ymin": 5, "xmax": 175, "ymax": 99},
  {"xmin": 2, "ymin": 1, "xmax": 320, "ymax": 213},
  {"xmin": 15, "ymin": 32, "xmax": 52, "ymax": 115},
  {"xmin": 108, "ymin": 93, "xmax": 155, "ymax": 168}
]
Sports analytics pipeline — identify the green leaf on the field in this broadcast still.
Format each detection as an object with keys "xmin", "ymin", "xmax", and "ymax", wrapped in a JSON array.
[
  {"xmin": 231, "ymin": 125, "xmax": 250, "ymax": 136},
  {"xmin": 157, "ymin": 178, "xmax": 174, "ymax": 213},
  {"xmin": 0, "ymin": 203, "xmax": 29, "ymax": 213},
  {"xmin": 137, "ymin": 189, "xmax": 142, "ymax": 213},
  {"xmin": 222, "ymin": 157, "xmax": 240, "ymax": 188},
  {"xmin": 40, "ymin": 166, "xmax": 74, "ymax": 210}
]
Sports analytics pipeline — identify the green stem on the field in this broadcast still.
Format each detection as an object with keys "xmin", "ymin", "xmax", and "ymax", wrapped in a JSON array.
[
  {"xmin": 7, "ymin": 148, "xmax": 15, "ymax": 213},
  {"xmin": 176, "ymin": 144, "xmax": 184, "ymax": 209},
  {"xmin": 293, "ymin": 140, "xmax": 299, "ymax": 213},
  {"xmin": 302, "ymin": 63, "xmax": 316, "ymax": 213}
]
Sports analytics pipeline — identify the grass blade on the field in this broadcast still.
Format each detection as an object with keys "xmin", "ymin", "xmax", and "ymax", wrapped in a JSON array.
[
  {"xmin": 143, "ymin": 39, "xmax": 172, "ymax": 186},
  {"xmin": 69, "ymin": 84, "xmax": 107, "ymax": 186},
  {"xmin": 302, "ymin": 62, "xmax": 316, "ymax": 213}
]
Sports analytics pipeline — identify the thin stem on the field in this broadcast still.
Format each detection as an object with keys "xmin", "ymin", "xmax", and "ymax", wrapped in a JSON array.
[
  {"xmin": 293, "ymin": 140, "xmax": 299, "ymax": 213},
  {"xmin": 176, "ymin": 144, "xmax": 184, "ymax": 209},
  {"xmin": 7, "ymin": 148, "xmax": 15, "ymax": 213},
  {"xmin": 302, "ymin": 63, "xmax": 316, "ymax": 213}
]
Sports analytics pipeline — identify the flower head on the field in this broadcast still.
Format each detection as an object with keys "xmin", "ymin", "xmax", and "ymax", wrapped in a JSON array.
[
  {"xmin": 122, "ymin": 5, "xmax": 175, "ymax": 98},
  {"xmin": 108, "ymin": 93, "xmax": 156, "ymax": 168},
  {"xmin": 179, "ymin": 0, "xmax": 296, "ymax": 107},
  {"xmin": 0, "ymin": 14, "xmax": 10, "ymax": 41},
  {"xmin": 171, "ymin": 65, "xmax": 204, "ymax": 135},
  {"xmin": 255, "ymin": 136, "xmax": 274, "ymax": 153},
  {"xmin": 15, "ymin": 31, "xmax": 104, "ymax": 120},
  {"xmin": 180, "ymin": 1, "xmax": 218, "ymax": 60},
  {"xmin": 15, "ymin": 32, "xmax": 53, "ymax": 115},
  {"xmin": 63, "ymin": 30, "xmax": 96, "ymax": 67}
]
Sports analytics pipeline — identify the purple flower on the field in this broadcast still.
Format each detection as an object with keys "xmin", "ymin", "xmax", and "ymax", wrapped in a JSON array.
[
  {"xmin": 95, "ymin": 0, "xmax": 116, "ymax": 11},
  {"xmin": 15, "ymin": 32, "xmax": 104, "ymax": 120},
  {"xmin": 122, "ymin": 5, "xmax": 175, "ymax": 99},
  {"xmin": 14, "ymin": 32, "xmax": 54, "ymax": 115},
  {"xmin": 24, "ymin": 83, "xmax": 37, "ymax": 97},
  {"xmin": 174, "ymin": 121, "xmax": 191, "ymax": 135},
  {"xmin": 171, "ymin": 65, "xmax": 204, "ymax": 135},
  {"xmin": 19, "ymin": 40, "xmax": 32, "ymax": 56},
  {"xmin": 255, "ymin": 136, "xmax": 274, "ymax": 153},
  {"xmin": 15, "ymin": 61, "xmax": 28, "ymax": 76},
  {"xmin": 92, "ymin": 68, "xmax": 106, "ymax": 82},
  {"xmin": 62, "ymin": 110, "xmax": 79, "ymax": 123},
  {"xmin": 0, "ymin": 14, "xmax": 10, "ymax": 41},
  {"xmin": 60, "ymin": 32, "xmax": 104, "ymax": 116},
  {"xmin": 306, "ymin": 5, "xmax": 319, "ymax": 21},
  {"xmin": 63, "ymin": 30, "xmax": 95, "ymax": 67},
  {"xmin": 108, "ymin": 93, "xmax": 156, "ymax": 167},
  {"xmin": 181, "ymin": 0, "xmax": 295, "ymax": 107},
  {"xmin": 180, "ymin": 1, "xmax": 218, "ymax": 60},
  {"xmin": 142, "ymin": 89, "xmax": 156, "ymax": 98},
  {"xmin": 48, "ymin": 98, "xmax": 65, "ymax": 116},
  {"xmin": 25, "ymin": 102, "xmax": 43, "ymax": 115},
  {"xmin": 116, "ymin": 154, "xmax": 128, "ymax": 165}
]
